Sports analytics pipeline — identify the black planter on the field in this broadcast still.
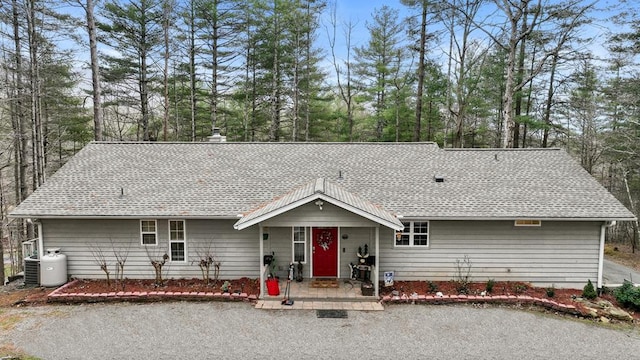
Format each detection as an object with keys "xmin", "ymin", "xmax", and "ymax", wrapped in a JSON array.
[{"xmin": 361, "ymin": 282, "xmax": 374, "ymax": 296}]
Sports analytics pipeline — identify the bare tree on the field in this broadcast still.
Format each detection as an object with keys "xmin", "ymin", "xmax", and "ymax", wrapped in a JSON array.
[
  {"xmin": 146, "ymin": 247, "xmax": 169, "ymax": 286},
  {"xmin": 195, "ymin": 243, "xmax": 221, "ymax": 286},
  {"xmin": 111, "ymin": 239, "xmax": 130, "ymax": 290},
  {"xmin": 89, "ymin": 244, "xmax": 111, "ymax": 286},
  {"xmin": 72, "ymin": 0, "xmax": 104, "ymax": 141},
  {"xmin": 491, "ymin": 0, "xmax": 593, "ymax": 148},
  {"xmin": 326, "ymin": 4, "xmax": 356, "ymax": 141},
  {"xmin": 444, "ymin": 0, "xmax": 485, "ymax": 148}
]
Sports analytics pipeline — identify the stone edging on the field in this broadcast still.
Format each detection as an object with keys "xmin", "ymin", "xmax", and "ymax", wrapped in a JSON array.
[
  {"xmin": 46, "ymin": 280, "xmax": 584, "ymax": 318},
  {"xmin": 47, "ymin": 280, "xmax": 258, "ymax": 304},
  {"xmin": 380, "ymin": 293, "xmax": 581, "ymax": 315}
]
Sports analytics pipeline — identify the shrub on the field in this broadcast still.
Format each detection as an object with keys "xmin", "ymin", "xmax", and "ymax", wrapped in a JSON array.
[
  {"xmin": 514, "ymin": 283, "xmax": 528, "ymax": 294},
  {"xmin": 582, "ymin": 279, "xmax": 597, "ymax": 300},
  {"xmin": 426, "ymin": 281, "xmax": 438, "ymax": 293},
  {"xmin": 545, "ymin": 285, "xmax": 555, "ymax": 298},
  {"xmin": 485, "ymin": 279, "xmax": 495, "ymax": 293},
  {"xmin": 614, "ymin": 280, "xmax": 640, "ymax": 311},
  {"xmin": 453, "ymin": 255, "xmax": 472, "ymax": 294}
]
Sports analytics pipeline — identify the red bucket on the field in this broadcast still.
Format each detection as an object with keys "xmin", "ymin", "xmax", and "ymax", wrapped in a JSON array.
[{"xmin": 266, "ymin": 278, "xmax": 280, "ymax": 296}]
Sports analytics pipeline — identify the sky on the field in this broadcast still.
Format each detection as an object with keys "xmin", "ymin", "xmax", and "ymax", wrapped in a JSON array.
[{"xmin": 326, "ymin": 0, "xmax": 415, "ymax": 48}]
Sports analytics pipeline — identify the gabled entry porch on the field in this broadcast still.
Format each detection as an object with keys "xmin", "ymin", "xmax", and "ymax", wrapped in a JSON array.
[{"xmin": 233, "ymin": 178, "xmax": 404, "ymax": 300}]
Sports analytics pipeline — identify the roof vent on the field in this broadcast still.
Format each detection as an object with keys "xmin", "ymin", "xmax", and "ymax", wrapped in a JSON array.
[
  {"xmin": 207, "ymin": 127, "xmax": 227, "ymax": 142},
  {"xmin": 434, "ymin": 175, "xmax": 445, "ymax": 183}
]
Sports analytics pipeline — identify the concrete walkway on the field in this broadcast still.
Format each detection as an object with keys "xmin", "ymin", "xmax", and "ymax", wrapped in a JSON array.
[{"xmin": 604, "ymin": 259, "xmax": 640, "ymax": 286}]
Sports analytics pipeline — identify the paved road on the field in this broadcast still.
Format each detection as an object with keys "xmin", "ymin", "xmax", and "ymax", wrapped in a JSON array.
[
  {"xmin": 5, "ymin": 302, "xmax": 640, "ymax": 360},
  {"xmin": 604, "ymin": 259, "xmax": 640, "ymax": 285}
]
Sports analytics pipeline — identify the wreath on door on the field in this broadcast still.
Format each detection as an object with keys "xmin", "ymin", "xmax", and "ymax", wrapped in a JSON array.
[{"xmin": 317, "ymin": 230, "xmax": 334, "ymax": 251}]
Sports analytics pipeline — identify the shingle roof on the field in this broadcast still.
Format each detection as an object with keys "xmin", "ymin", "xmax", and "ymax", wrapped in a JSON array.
[
  {"xmin": 9, "ymin": 142, "xmax": 636, "ymax": 221},
  {"xmin": 233, "ymin": 178, "xmax": 405, "ymax": 230}
]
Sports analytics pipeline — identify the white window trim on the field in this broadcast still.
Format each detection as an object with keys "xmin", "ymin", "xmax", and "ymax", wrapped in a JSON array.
[
  {"xmin": 514, "ymin": 219, "xmax": 542, "ymax": 227},
  {"xmin": 292, "ymin": 226, "xmax": 307, "ymax": 264},
  {"xmin": 395, "ymin": 220, "xmax": 430, "ymax": 247},
  {"xmin": 140, "ymin": 220, "xmax": 158, "ymax": 246},
  {"xmin": 169, "ymin": 220, "xmax": 187, "ymax": 262}
]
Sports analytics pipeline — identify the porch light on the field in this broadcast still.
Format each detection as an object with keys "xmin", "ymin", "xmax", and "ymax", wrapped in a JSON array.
[{"xmin": 396, "ymin": 231, "xmax": 402, "ymax": 240}]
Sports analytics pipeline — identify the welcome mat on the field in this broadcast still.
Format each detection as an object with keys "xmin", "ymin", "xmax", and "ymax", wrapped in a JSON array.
[
  {"xmin": 317, "ymin": 310, "xmax": 348, "ymax": 319},
  {"xmin": 310, "ymin": 279, "xmax": 339, "ymax": 288}
]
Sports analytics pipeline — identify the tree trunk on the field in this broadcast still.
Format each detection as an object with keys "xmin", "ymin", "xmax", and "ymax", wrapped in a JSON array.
[
  {"xmin": 210, "ymin": 0, "xmax": 219, "ymax": 135},
  {"xmin": 162, "ymin": 0, "xmax": 171, "ymax": 141},
  {"xmin": 86, "ymin": 0, "xmax": 103, "ymax": 141},
  {"xmin": 512, "ymin": 7, "xmax": 528, "ymax": 148},
  {"xmin": 189, "ymin": 2, "xmax": 196, "ymax": 142},
  {"xmin": 12, "ymin": 0, "xmax": 28, "ymax": 209},
  {"xmin": 413, "ymin": 1, "xmax": 427, "ymax": 142},
  {"xmin": 26, "ymin": 0, "xmax": 45, "ymax": 186},
  {"xmin": 501, "ymin": 34, "xmax": 518, "ymax": 148},
  {"xmin": 268, "ymin": 1, "xmax": 281, "ymax": 142},
  {"xmin": 542, "ymin": 53, "xmax": 558, "ymax": 148},
  {"xmin": 623, "ymin": 172, "xmax": 639, "ymax": 253}
]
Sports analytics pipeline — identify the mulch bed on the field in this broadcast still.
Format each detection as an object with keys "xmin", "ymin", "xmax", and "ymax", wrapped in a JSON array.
[
  {"xmin": 4, "ymin": 277, "xmax": 638, "ymax": 323},
  {"xmin": 55, "ymin": 278, "xmax": 260, "ymax": 295}
]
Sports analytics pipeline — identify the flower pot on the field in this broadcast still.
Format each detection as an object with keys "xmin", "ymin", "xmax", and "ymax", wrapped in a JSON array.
[
  {"xmin": 361, "ymin": 282, "xmax": 374, "ymax": 296},
  {"xmin": 266, "ymin": 278, "xmax": 280, "ymax": 296}
]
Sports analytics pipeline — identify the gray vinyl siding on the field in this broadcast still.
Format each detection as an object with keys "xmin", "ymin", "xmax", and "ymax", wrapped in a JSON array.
[
  {"xmin": 41, "ymin": 217, "xmax": 602, "ymax": 288},
  {"xmin": 41, "ymin": 219, "xmax": 259, "ymax": 280},
  {"xmin": 379, "ymin": 220, "xmax": 601, "ymax": 288}
]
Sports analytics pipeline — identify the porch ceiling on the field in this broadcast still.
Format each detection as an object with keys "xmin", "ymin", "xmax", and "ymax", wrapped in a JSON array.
[{"xmin": 233, "ymin": 178, "xmax": 404, "ymax": 231}]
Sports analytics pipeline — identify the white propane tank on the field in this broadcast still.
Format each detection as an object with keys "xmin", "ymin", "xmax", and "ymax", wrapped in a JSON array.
[{"xmin": 40, "ymin": 248, "xmax": 67, "ymax": 287}]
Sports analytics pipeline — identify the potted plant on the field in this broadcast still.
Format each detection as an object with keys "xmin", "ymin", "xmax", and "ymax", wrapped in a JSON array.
[{"xmin": 361, "ymin": 281, "xmax": 374, "ymax": 296}]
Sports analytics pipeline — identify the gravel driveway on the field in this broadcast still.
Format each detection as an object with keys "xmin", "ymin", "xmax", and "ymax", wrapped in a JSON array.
[{"xmin": 6, "ymin": 302, "xmax": 640, "ymax": 359}]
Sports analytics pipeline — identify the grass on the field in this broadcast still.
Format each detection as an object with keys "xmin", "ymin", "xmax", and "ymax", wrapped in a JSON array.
[
  {"xmin": 0, "ymin": 310, "xmax": 40, "ymax": 360},
  {"xmin": 0, "ymin": 343, "xmax": 40, "ymax": 360},
  {"xmin": 0, "ymin": 310, "xmax": 24, "ymax": 331}
]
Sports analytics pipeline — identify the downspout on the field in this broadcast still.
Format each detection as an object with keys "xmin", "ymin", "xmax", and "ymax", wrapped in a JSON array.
[
  {"xmin": 597, "ymin": 221, "xmax": 616, "ymax": 289},
  {"xmin": 35, "ymin": 219, "xmax": 43, "ymax": 259}
]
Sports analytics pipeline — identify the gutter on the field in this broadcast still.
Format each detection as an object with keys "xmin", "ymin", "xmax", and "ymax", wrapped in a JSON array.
[{"xmin": 597, "ymin": 220, "xmax": 617, "ymax": 289}]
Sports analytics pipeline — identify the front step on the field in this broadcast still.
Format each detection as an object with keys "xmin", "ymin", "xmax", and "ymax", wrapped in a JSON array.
[{"xmin": 255, "ymin": 299, "xmax": 384, "ymax": 311}]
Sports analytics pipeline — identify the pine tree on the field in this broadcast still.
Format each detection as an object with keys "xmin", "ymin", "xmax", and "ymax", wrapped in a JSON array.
[
  {"xmin": 354, "ymin": 5, "xmax": 408, "ymax": 141},
  {"xmin": 100, "ymin": 0, "xmax": 164, "ymax": 141}
]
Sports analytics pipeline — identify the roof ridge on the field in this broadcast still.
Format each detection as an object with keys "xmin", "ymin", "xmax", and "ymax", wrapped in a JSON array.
[
  {"xmin": 444, "ymin": 147, "xmax": 561, "ymax": 151},
  {"xmin": 89, "ymin": 141, "xmax": 441, "ymax": 146}
]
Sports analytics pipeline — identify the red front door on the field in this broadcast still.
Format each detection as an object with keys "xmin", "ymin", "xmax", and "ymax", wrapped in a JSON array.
[{"xmin": 312, "ymin": 227, "xmax": 338, "ymax": 277}]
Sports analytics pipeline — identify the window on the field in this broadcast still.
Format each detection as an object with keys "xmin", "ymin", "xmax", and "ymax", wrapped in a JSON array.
[
  {"xmin": 395, "ymin": 221, "xmax": 429, "ymax": 247},
  {"xmin": 292, "ymin": 227, "xmax": 307, "ymax": 263},
  {"xmin": 140, "ymin": 220, "xmax": 157, "ymax": 245},
  {"xmin": 169, "ymin": 220, "xmax": 186, "ymax": 262},
  {"xmin": 514, "ymin": 219, "xmax": 541, "ymax": 227}
]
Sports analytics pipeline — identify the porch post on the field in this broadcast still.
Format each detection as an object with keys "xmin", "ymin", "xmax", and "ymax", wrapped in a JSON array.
[
  {"xmin": 374, "ymin": 226, "xmax": 379, "ymax": 297},
  {"xmin": 259, "ymin": 225, "xmax": 265, "ymax": 298}
]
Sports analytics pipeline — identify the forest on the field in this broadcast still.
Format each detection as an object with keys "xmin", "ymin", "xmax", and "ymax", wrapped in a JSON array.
[{"xmin": 1, "ymin": 0, "xmax": 640, "ymax": 279}]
